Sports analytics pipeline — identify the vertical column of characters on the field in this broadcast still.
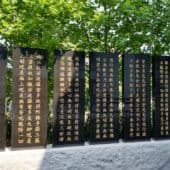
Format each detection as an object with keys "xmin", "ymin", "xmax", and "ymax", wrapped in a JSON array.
[
  {"xmin": 128, "ymin": 58, "xmax": 135, "ymax": 138},
  {"xmin": 134, "ymin": 59, "xmax": 141, "ymax": 137},
  {"xmin": 140, "ymin": 59, "xmax": 147, "ymax": 137},
  {"xmin": 34, "ymin": 64, "xmax": 41, "ymax": 144},
  {"xmin": 65, "ymin": 56, "xmax": 73, "ymax": 143},
  {"xmin": 134, "ymin": 59, "xmax": 147, "ymax": 138},
  {"xmin": 160, "ymin": 61, "xmax": 165, "ymax": 135},
  {"xmin": 95, "ymin": 57, "xmax": 102, "ymax": 140},
  {"xmin": 73, "ymin": 56, "xmax": 80, "ymax": 142},
  {"xmin": 107, "ymin": 57, "xmax": 115, "ymax": 139},
  {"xmin": 164, "ymin": 60, "xmax": 169, "ymax": 135},
  {"xmin": 101, "ymin": 57, "xmax": 107, "ymax": 139},
  {"xmin": 17, "ymin": 57, "xmax": 25, "ymax": 144},
  {"xmin": 58, "ymin": 57, "xmax": 65, "ymax": 143},
  {"xmin": 26, "ymin": 57, "xmax": 33, "ymax": 145}
]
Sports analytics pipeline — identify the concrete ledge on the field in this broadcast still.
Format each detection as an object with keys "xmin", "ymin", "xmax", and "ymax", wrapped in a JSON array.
[{"xmin": 0, "ymin": 140, "xmax": 170, "ymax": 170}]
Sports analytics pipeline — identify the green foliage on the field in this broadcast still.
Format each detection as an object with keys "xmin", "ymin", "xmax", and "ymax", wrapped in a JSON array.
[
  {"xmin": 0, "ymin": 0, "xmax": 169, "ymax": 109},
  {"xmin": 0, "ymin": 0, "xmax": 169, "ymax": 106},
  {"xmin": 0, "ymin": 0, "xmax": 169, "ymax": 51}
]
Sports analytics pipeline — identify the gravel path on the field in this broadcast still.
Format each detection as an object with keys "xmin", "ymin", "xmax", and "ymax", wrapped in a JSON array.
[{"xmin": 0, "ymin": 140, "xmax": 170, "ymax": 170}]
